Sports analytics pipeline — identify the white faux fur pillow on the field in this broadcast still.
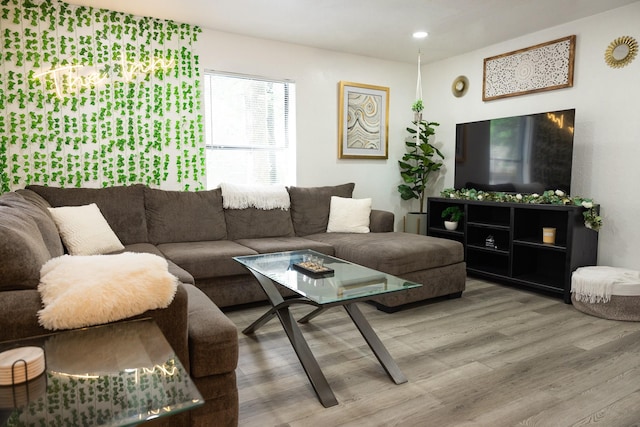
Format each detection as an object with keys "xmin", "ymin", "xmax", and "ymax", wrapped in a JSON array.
[
  {"xmin": 48, "ymin": 203, "xmax": 124, "ymax": 255},
  {"xmin": 38, "ymin": 253, "xmax": 178, "ymax": 330},
  {"xmin": 326, "ymin": 196, "xmax": 371, "ymax": 233}
]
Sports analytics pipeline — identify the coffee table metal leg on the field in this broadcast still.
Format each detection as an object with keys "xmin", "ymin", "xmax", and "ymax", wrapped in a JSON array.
[
  {"xmin": 244, "ymin": 298, "xmax": 317, "ymax": 334},
  {"xmin": 245, "ymin": 270, "xmax": 339, "ymax": 407},
  {"xmin": 343, "ymin": 303, "xmax": 407, "ymax": 385},
  {"xmin": 297, "ymin": 307, "xmax": 327, "ymax": 324},
  {"xmin": 275, "ymin": 306, "xmax": 339, "ymax": 407}
]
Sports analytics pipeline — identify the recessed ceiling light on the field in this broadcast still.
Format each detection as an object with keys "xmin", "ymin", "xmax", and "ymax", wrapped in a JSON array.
[{"xmin": 413, "ymin": 31, "xmax": 428, "ymax": 39}]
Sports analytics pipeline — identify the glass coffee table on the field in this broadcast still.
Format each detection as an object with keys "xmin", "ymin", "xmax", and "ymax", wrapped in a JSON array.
[
  {"xmin": 0, "ymin": 318, "xmax": 203, "ymax": 426},
  {"xmin": 234, "ymin": 249, "xmax": 421, "ymax": 407}
]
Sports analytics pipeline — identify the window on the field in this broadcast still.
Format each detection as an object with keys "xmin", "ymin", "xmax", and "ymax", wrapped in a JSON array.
[{"xmin": 203, "ymin": 71, "xmax": 296, "ymax": 188}]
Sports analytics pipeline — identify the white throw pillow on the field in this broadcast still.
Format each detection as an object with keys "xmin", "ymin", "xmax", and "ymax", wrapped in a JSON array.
[
  {"xmin": 326, "ymin": 196, "xmax": 371, "ymax": 233},
  {"xmin": 48, "ymin": 203, "xmax": 124, "ymax": 255}
]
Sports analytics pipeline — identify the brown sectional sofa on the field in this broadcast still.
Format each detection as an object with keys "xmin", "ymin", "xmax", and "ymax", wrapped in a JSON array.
[
  {"xmin": 0, "ymin": 182, "xmax": 465, "ymax": 425},
  {"xmin": 0, "ymin": 188, "xmax": 238, "ymax": 427}
]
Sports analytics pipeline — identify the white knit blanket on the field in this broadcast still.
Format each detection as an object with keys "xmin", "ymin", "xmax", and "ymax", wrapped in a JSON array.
[
  {"xmin": 220, "ymin": 182, "xmax": 290, "ymax": 210},
  {"xmin": 571, "ymin": 266, "xmax": 640, "ymax": 303}
]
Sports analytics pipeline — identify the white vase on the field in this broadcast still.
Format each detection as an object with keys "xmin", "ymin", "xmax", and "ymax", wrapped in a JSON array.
[{"xmin": 444, "ymin": 221, "xmax": 458, "ymax": 231}]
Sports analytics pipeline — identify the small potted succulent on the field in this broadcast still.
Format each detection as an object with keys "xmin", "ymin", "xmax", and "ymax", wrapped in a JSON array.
[{"xmin": 441, "ymin": 206, "xmax": 463, "ymax": 231}]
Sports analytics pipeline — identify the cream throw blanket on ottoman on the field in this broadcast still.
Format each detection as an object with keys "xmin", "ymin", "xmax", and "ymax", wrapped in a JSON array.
[{"xmin": 38, "ymin": 253, "xmax": 178, "ymax": 330}]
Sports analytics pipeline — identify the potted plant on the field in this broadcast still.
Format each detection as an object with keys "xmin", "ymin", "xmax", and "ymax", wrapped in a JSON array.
[
  {"xmin": 441, "ymin": 206, "xmax": 463, "ymax": 231},
  {"xmin": 398, "ymin": 117, "xmax": 444, "ymax": 233},
  {"xmin": 411, "ymin": 100, "xmax": 424, "ymax": 122}
]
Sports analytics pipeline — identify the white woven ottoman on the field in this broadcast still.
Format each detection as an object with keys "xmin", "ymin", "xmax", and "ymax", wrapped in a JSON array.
[{"xmin": 571, "ymin": 266, "xmax": 640, "ymax": 321}]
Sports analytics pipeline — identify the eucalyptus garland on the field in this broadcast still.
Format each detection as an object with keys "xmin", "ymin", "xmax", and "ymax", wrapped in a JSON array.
[
  {"xmin": 0, "ymin": 0, "xmax": 204, "ymax": 192},
  {"xmin": 441, "ymin": 188, "xmax": 603, "ymax": 231}
]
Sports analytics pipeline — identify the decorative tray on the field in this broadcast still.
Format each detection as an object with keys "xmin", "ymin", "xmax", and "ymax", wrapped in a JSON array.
[{"xmin": 292, "ymin": 262, "xmax": 334, "ymax": 278}]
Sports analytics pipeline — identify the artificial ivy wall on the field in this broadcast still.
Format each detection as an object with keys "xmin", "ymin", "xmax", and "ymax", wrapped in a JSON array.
[{"xmin": 0, "ymin": 0, "xmax": 204, "ymax": 193}]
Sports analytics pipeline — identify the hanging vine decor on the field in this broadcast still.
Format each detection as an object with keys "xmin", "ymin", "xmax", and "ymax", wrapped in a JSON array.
[{"xmin": 0, "ymin": 0, "xmax": 204, "ymax": 192}]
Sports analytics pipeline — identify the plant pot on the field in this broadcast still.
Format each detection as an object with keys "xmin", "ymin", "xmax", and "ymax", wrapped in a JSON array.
[
  {"xmin": 405, "ymin": 212, "xmax": 427, "ymax": 235},
  {"xmin": 444, "ymin": 221, "xmax": 458, "ymax": 231}
]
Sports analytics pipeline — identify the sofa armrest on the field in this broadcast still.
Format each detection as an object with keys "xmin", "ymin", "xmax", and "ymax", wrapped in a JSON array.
[
  {"xmin": 370, "ymin": 209, "xmax": 394, "ymax": 232},
  {"xmin": 0, "ymin": 290, "xmax": 45, "ymax": 342},
  {"xmin": 183, "ymin": 283, "xmax": 238, "ymax": 378},
  {"xmin": 0, "ymin": 285, "xmax": 190, "ymax": 372},
  {"xmin": 135, "ymin": 282, "xmax": 189, "ymax": 370}
]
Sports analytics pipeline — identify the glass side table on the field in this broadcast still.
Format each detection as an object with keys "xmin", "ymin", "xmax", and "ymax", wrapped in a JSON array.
[{"xmin": 0, "ymin": 318, "xmax": 203, "ymax": 426}]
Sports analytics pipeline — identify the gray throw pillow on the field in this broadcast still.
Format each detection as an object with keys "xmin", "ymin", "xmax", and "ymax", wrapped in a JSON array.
[
  {"xmin": 4, "ymin": 190, "xmax": 64, "ymax": 257},
  {"xmin": 287, "ymin": 183, "xmax": 355, "ymax": 236},
  {"xmin": 224, "ymin": 207, "xmax": 295, "ymax": 240},
  {"xmin": 27, "ymin": 184, "xmax": 148, "ymax": 245},
  {"xmin": 144, "ymin": 187, "xmax": 227, "ymax": 244},
  {"xmin": 0, "ymin": 206, "xmax": 52, "ymax": 291}
]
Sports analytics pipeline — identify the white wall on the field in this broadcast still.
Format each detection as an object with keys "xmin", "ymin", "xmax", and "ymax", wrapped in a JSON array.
[
  {"xmin": 425, "ymin": 2, "xmax": 640, "ymax": 269},
  {"xmin": 196, "ymin": 1, "xmax": 640, "ymax": 270},
  {"xmin": 196, "ymin": 32, "xmax": 419, "ymax": 231}
]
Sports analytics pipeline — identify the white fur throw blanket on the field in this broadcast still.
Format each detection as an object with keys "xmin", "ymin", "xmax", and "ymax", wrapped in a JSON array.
[
  {"xmin": 38, "ymin": 253, "xmax": 178, "ymax": 330},
  {"xmin": 571, "ymin": 266, "xmax": 640, "ymax": 303},
  {"xmin": 220, "ymin": 182, "xmax": 290, "ymax": 210}
]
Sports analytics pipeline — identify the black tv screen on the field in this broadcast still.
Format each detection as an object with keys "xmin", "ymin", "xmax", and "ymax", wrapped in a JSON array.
[{"xmin": 454, "ymin": 109, "xmax": 575, "ymax": 195}]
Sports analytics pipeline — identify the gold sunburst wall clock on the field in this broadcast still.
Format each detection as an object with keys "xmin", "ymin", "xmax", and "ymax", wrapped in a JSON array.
[{"xmin": 604, "ymin": 35, "xmax": 638, "ymax": 68}]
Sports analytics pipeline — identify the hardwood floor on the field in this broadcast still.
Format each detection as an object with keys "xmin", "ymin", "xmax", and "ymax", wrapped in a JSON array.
[{"xmin": 224, "ymin": 278, "xmax": 640, "ymax": 426}]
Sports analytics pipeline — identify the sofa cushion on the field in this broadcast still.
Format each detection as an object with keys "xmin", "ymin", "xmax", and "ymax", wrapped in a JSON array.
[
  {"xmin": 144, "ymin": 187, "xmax": 227, "ymax": 244},
  {"xmin": 157, "ymin": 241, "xmax": 258, "ymax": 279},
  {"xmin": 305, "ymin": 232, "xmax": 464, "ymax": 275},
  {"xmin": 48, "ymin": 203, "xmax": 125, "ymax": 255},
  {"xmin": 288, "ymin": 183, "xmax": 355, "ymax": 236},
  {"xmin": 184, "ymin": 284, "xmax": 238, "ymax": 378},
  {"xmin": 27, "ymin": 184, "xmax": 148, "ymax": 245},
  {"xmin": 0, "ymin": 206, "xmax": 52, "ymax": 291},
  {"xmin": 224, "ymin": 208, "xmax": 295, "ymax": 240},
  {"xmin": 2, "ymin": 190, "xmax": 64, "ymax": 258},
  {"xmin": 120, "ymin": 243, "xmax": 196, "ymax": 285},
  {"xmin": 234, "ymin": 237, "xmax": 335, "ymax": 255}
]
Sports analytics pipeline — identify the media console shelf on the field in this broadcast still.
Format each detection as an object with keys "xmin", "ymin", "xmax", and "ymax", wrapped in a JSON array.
[{"xmin": 427, "ymin": 197, "xmax": 599, "ymax": 303}]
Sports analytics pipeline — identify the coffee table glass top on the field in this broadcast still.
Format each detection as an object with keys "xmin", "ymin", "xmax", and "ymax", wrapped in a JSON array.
[
  {"xmin": 234, "ymin": 249, "xmax": 421, "ymax": 304},
  {"xmin": 0, "ymin": 318, "xmax": 203, "ymax": 427}
]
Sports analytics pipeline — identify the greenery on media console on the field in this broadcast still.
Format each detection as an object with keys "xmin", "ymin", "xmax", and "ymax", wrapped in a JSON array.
[{"xmin": 441, "ymin": 188, "xmax": 603, "ymax": 231}]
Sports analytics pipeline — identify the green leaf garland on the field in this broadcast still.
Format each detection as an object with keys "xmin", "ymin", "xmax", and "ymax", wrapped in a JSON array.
[{"xmin": 0, "ymin": 0, "xmax": 204, "ymax": 192}]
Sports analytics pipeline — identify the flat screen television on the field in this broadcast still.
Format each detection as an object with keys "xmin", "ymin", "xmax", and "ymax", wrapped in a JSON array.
[{"xmin": 454, "ymin": 109, "xmax": 575, "ymax": 195}]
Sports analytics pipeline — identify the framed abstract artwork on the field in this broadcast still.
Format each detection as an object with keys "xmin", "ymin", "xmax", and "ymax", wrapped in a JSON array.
[
  {"xmin": 338, "ymin": 81, "xmax": 389, "ymax": 159},
  {"xmin": 483, "ymin": 35, "xmax": 576, "ymax": 101}
]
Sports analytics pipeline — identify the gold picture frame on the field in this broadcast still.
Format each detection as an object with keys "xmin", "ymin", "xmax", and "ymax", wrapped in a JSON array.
[
  {"xmin": 338, "ymin": 81, "xmax": 389, "ymax": 159},
  {"xmin": 483, "ymin": 35, "xmax": 576, "ymax": 101}
]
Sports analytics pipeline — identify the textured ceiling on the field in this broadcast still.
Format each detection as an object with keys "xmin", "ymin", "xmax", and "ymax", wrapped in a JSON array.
[{"xmin": 65, "ymin": 0, "xmax": 639, "ymax": 63}]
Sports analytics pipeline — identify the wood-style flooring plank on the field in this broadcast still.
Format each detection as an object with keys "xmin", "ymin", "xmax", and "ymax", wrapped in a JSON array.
[{"xmin": 224, "ymin": 278, "xmax": 640, "ymax": 426}]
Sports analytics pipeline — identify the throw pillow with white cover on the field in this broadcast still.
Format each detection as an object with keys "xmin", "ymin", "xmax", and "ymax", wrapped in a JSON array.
[
  {"xmin": 38, "ymin": 252, "xmax": 178, "ymax": 330},
  {"xmin": 48, "ymin": 203, "xmax": 124, "ymax": 255},
  {"xmin": 327, "ymin": 196, "xmax": 371, "ymax": 233}
]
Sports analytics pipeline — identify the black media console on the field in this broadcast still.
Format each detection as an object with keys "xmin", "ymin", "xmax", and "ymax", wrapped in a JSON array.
[{"xmin": 427, "ymin": 197, "xmax": 599, "ymax": 303}]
